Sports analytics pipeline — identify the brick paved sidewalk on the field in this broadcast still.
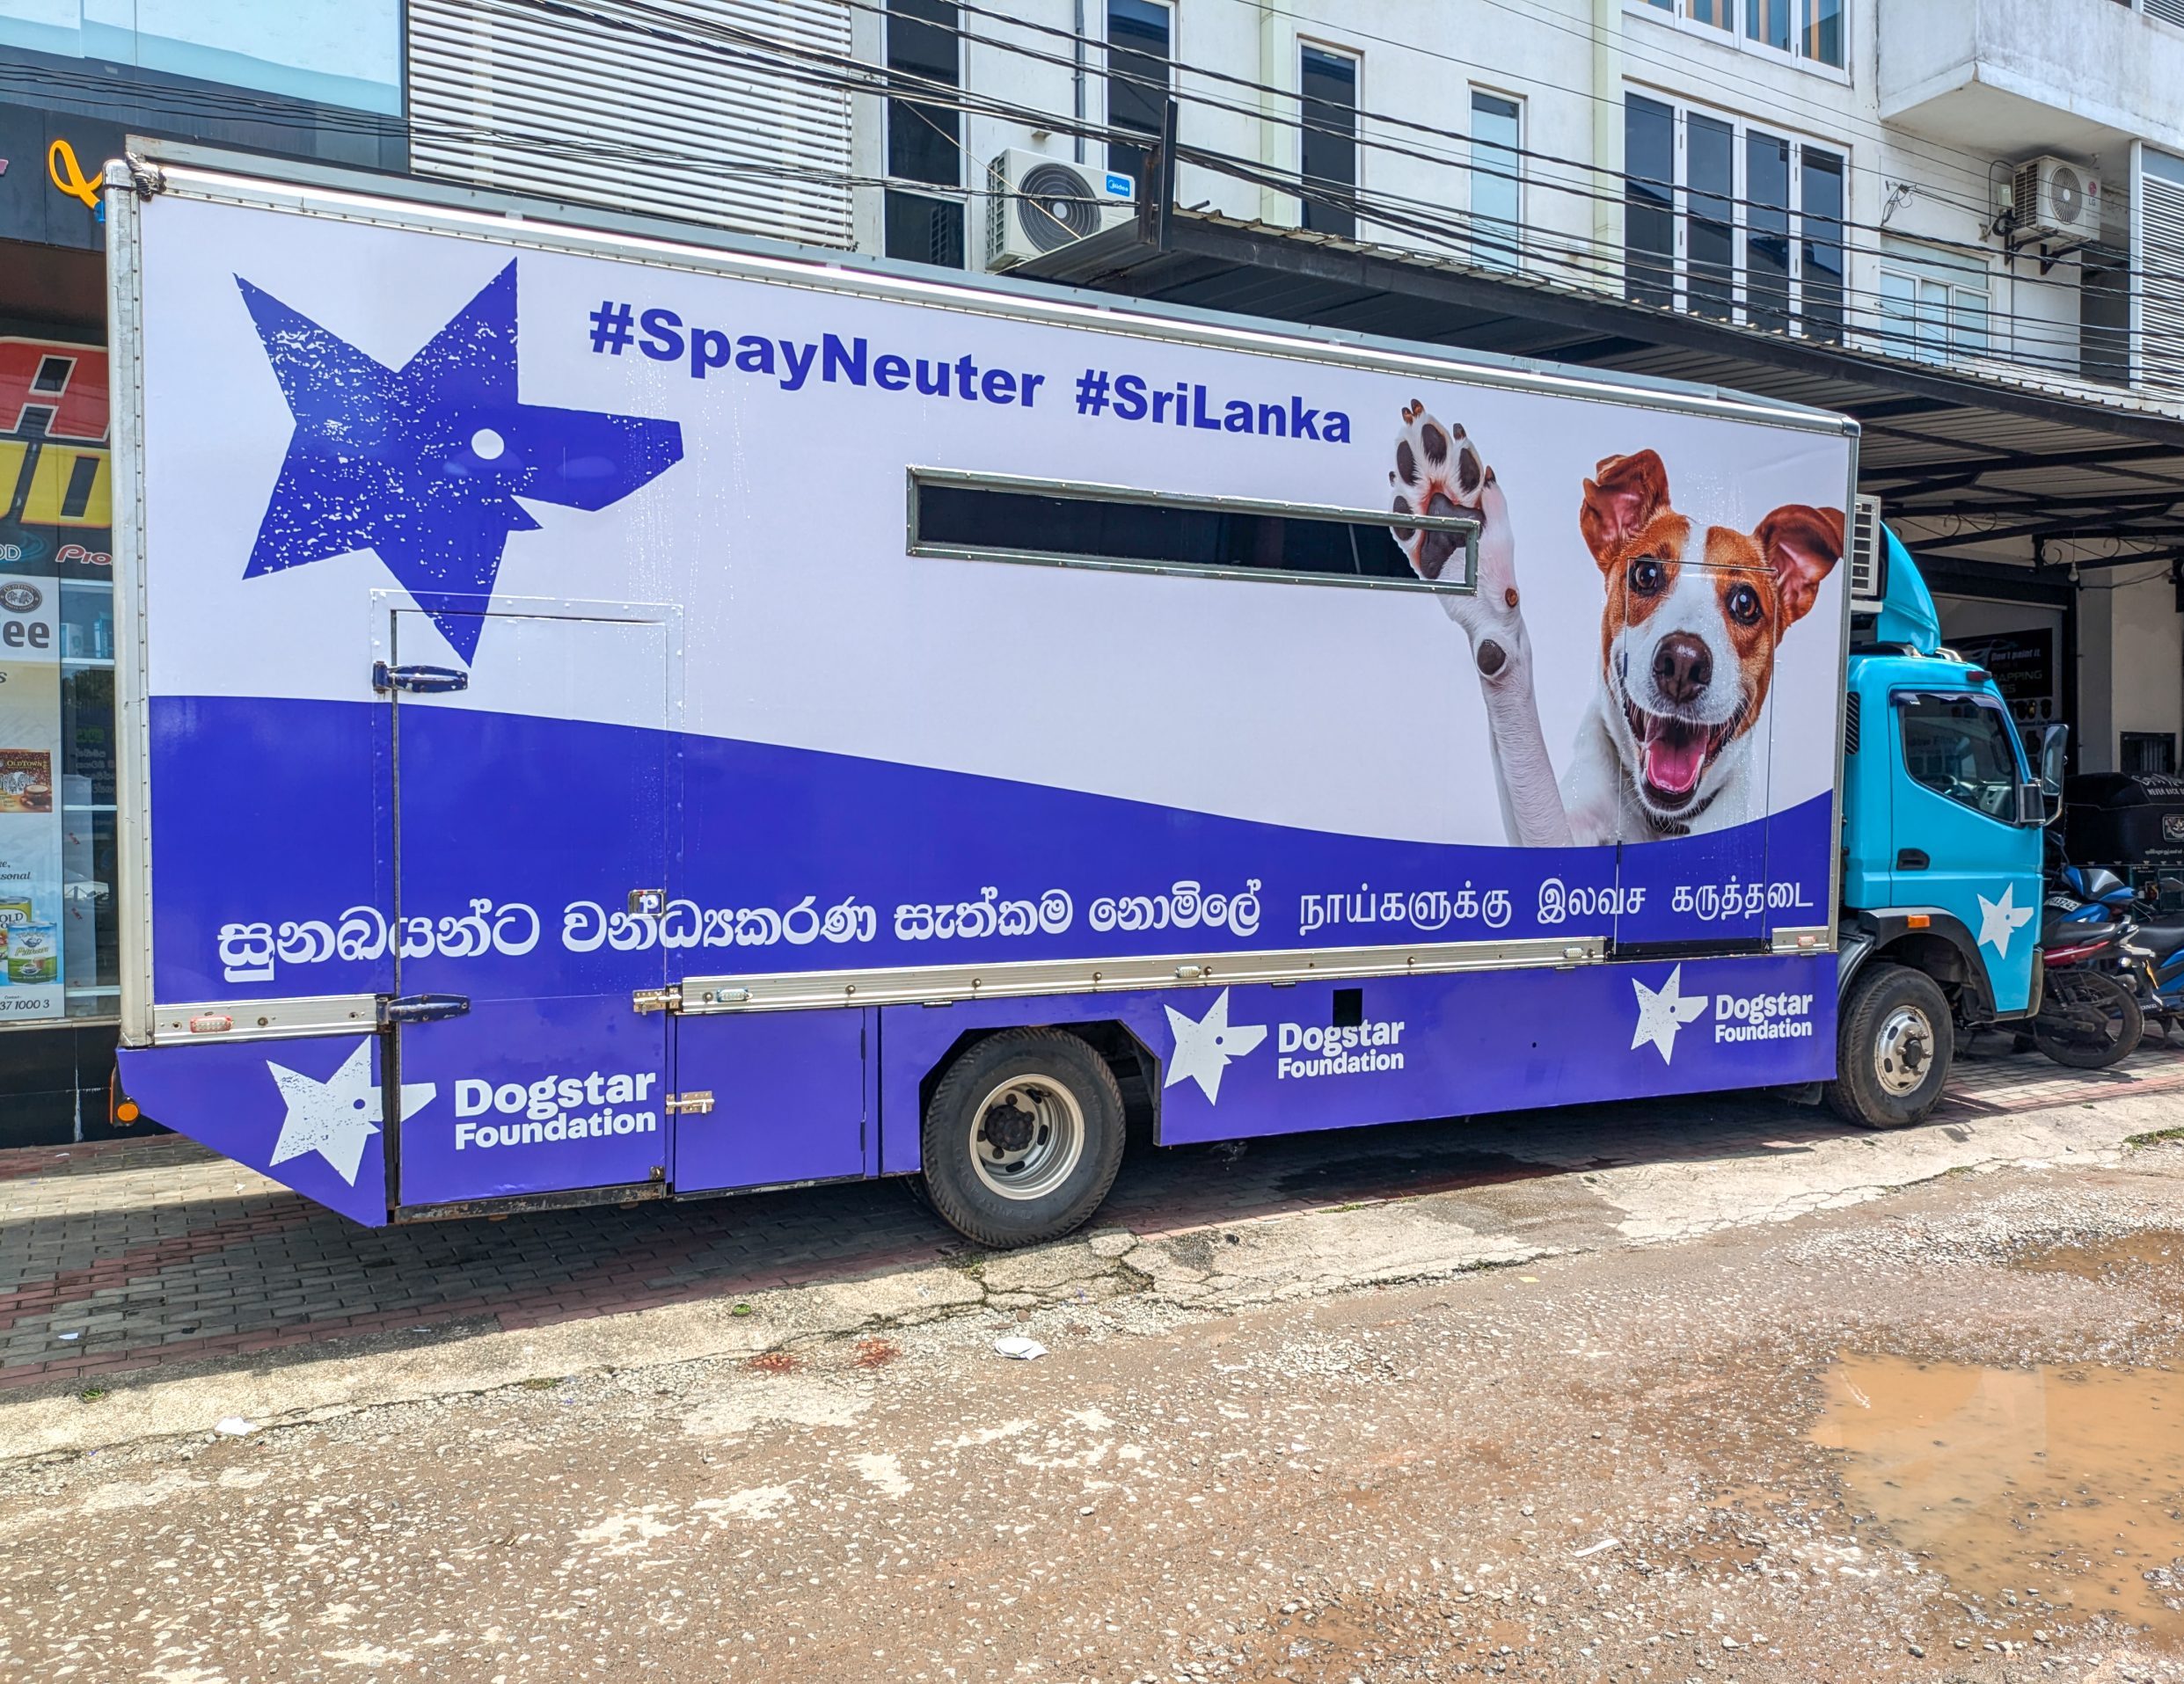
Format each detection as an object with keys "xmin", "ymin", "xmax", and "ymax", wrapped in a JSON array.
[{"xmin": 4, "ymin": 1043, "xmax": 2180, "ymax": 1393}]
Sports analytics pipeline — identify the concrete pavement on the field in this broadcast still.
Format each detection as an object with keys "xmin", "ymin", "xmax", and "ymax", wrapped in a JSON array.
[{"xmin": 3, "ymin": 1043, "xmax": 2181, "ymax": 1465}]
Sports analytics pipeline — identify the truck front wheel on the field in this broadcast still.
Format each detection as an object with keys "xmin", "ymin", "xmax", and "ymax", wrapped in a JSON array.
[
  {"xmin": 920, "ymin": 1029, "xmax": 1127, "ymax": 1248},
  {"xmin": 1827, "ymin": 961, "xmax": 1953, "ymax": 1130}
]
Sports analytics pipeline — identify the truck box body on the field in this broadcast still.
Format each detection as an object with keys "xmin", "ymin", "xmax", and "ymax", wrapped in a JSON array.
[{"xmin": 106, "ymin": 163, "xmax": 1853, "ymax": 1225}]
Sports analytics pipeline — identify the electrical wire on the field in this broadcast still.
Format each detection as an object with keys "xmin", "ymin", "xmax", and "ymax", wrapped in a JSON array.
[
  {"xmin": 457, "ymin": 0, "xmax": 2173, "ymax": 393},
  {"xmin": 4, "ymin": 4, "xmax": 2175, "ymax": 399}
]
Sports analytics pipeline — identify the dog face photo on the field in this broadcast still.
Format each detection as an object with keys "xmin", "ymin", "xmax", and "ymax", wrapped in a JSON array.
[
  {"xmin": 1390, "ymin": 405, "xmax": 1843, "ymax": 850},
  {"xmin": 1581, "ymin": 448, "xmax": 1841, "ymax": 832}
]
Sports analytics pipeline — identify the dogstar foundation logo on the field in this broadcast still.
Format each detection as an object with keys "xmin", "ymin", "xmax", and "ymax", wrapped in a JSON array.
[
  {"xmin": 1164, "ymin": 988, "xmax": 1267, "ymax": 1104},
  {"xmin": 1630, "ymin": 964, "xmax": 1708, "ymax": 1065},
  {"xmin": 1976, "ymin": 883, "xmax": 2034, "ymax": 958},
  {"xmin": 267, "ymin": 1039, "xmax": 437, "ymax": 1186},
  {"xmin": 238, "ymin": 260, "xmax": 683, "ymax": 661}
]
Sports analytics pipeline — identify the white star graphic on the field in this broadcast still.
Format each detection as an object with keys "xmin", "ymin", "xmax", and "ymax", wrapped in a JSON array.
[
  {"xmin": 267, "ymin": 1039, "xmax": 437, "ymax": 1186},
  {"xmin": 1631, "ymin": 965, "xmax": 1708, "ymax": 1065},
  {"xmin": 1976, "ymin": 882, "xmax": 2034, "ymax": 959},
  {"xmin": 1163, "ymin": 988, "xmax": 1267, "ymax": 1104}
]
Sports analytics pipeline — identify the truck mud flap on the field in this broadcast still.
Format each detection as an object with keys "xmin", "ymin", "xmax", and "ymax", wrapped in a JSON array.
[{"xmin": 116, "ymin": 1035, "xmax": 399, "ymax": 1227}]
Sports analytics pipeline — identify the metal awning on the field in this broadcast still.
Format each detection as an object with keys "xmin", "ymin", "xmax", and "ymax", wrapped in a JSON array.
[{"xmin": 1020, "ymin": 211, "xmax": 2184, "ymax": 574}]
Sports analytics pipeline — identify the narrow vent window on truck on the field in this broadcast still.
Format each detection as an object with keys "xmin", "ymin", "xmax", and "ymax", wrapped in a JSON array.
[{"xmin": 908, "ymin": 469, "xmax": 1479, "ymax": 594}]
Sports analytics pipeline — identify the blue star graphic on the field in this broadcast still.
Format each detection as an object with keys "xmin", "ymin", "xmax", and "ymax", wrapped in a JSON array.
[{"xmin": 238, "ymin": 261, "xmax": 683, "ymax": 660}]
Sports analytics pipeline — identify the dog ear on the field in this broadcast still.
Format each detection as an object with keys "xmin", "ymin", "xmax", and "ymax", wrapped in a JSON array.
[
  {"xmin": 1580, "ymin": 450, "xmax": 1671, "ymax": 571},
  {"xmin": 1755, "ymin": 504, "xmax": 1844, "ymax": 627}
]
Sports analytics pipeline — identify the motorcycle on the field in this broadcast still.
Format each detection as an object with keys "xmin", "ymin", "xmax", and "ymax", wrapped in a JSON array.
[
  {"xmin": 2033, "ymin": 864, "xmax": 2146, "ymax": 1068},
  {"xmin": 2110, "ymin": 873, "xmax": 2184, "ymax": 1046}
]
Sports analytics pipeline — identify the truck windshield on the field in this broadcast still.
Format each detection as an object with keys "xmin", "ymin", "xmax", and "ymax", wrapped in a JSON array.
[{"xmin": 1899, "ymin": 693, "xmax": 2020, "ymax": 821}]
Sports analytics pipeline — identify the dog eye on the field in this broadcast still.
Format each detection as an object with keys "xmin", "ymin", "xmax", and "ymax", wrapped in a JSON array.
[
  {"xmin": 1629, "ymin": 558, "xmax": 1666, "ymax": 594},
  {"xmin": 1727, "ymin": 583, "xmax": 1763, "ymax": 624}
]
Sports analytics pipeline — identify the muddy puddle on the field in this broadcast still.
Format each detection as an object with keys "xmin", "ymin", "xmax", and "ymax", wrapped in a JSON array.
[
  {"xmin": 2013, "ymin": 1228, "xmax": 2184, "ymax": 1288},
  {"xmin": 1813, "ymin": 1353, "xmax": 2184, "ymax": 1642}
]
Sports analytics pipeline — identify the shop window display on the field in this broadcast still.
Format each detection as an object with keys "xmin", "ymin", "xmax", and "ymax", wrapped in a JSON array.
[{"xmin": 0, "ymin": 336, "xmax": 116, "ymax": 1024}]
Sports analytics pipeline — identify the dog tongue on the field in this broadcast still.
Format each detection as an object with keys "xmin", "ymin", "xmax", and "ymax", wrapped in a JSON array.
[{"xmin": 1643, "ymin": 719, "xmax": 1707, "ymax": 796}]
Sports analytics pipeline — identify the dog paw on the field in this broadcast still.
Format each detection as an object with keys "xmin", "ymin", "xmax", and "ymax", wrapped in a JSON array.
[{"xmin": 1388, "ymin": 400, "xmax": 1488, "ymax": 583}]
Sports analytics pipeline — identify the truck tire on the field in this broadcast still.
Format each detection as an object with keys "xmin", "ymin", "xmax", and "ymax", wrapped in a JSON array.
[
  {"xmin": 919, "ymin": 1029, "xmax": 1126, "ymax": 1249},
  {"xmin": 1827, "ymin": 962, "xmax": 1953, "ymax": 1130}
]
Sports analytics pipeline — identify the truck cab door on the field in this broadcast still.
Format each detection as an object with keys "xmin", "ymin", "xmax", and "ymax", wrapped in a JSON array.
[{"xmin": 1888, "ymin": 689, "xmax": 2040, "ymax": 1015}]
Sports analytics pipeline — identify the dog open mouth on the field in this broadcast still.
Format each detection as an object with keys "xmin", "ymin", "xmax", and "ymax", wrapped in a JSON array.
[{"xmin": 1625, "ymin": 700, "xmax": 1734, "ymax": 809}]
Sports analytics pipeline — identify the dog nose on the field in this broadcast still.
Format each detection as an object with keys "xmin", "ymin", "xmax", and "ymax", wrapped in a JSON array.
[{"xmin": 1652, "ymin": 633, "xmax": 1712, "ymax": 705}]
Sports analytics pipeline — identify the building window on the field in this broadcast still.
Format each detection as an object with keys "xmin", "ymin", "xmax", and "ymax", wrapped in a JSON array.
[
  {"xmin": 1624, "ymin": 95, "xmax": 1676, "ymax": 309},
  {"xmin": 1107, "ymin": 0, "xmax": 1172, "ymax": 197},
  {"xmin": 1470, "ymin": 91, "xmax": 1522, "ymax": 270},
  {"xmin": 1746, "ymin": 129, "xmax": 1791, "ymax": 331},
  {"xmin": 1801, "ymin": 149, "xmax": 1845, "ymax": 342},
  {"xmin": 1621, "ymin": 95, "xmax": 1846, "ymax": 339},
  {"xmin": 1632, "ymin": 0, "xmax": 1844, "ymax": 68},
  {"xmin": 2122, "ymin": 733, "xmax": 2179, "ymax": 776},
  {"xmin": 1686, "ymin": 113, "xmax": 1735, "ymax": 319},
  {"xmin": 884, "ymin": 0, "xmax": 965, "ymax": 268},
  {"xmin": 1299, "ymin": 46, "xmax": 1359, "ymax": 239},
  {"xmin": 1878, "ymin": 243, "xmax": 1992, "ymax": 365},
  {"xmin": 884, "ymin": 192, "xmax": 966, "ymax": 267}
]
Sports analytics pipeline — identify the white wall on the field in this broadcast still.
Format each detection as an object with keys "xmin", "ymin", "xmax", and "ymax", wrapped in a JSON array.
[{"xmin": 2110, "ymin": 571, "xmax": 2184, "ymax": 759}]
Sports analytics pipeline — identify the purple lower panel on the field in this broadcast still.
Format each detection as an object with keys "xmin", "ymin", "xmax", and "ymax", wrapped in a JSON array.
[
  {"xmin": 877, "ymin": 953, "xmax": 1837, "ymax": 1172},
  {"xmin": 149, "ymin": 695, "xmax": 1837, "ymax": 1009},
  {"xmin": 394, "ymin": 995, "xmax": 669, "ymax": 1206},
  {"xmin": 118, "ymin": 1035, "xmax": 392, "ymax": 1227},
  {"xmin": 670, "ymin": 1008, "xmax": 870, "ymax": 1192}
]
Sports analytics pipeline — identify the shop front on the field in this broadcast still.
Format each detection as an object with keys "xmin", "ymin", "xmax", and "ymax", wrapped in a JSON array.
[
  {"xmin": 0, "ymin": 7, "xmax": 405, "ymax": 1140},
  {"xmin": 0, "ymin": 109, "xmax": 123, "ymax": 1139}
]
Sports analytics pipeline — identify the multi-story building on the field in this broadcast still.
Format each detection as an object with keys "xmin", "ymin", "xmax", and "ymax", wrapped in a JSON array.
[
  {"xmin": 405, "ymin": 0, "xmax": 2184, "ymax": 776},
  {"xmin": 4, "ymin": 0, "xmax": 2182, "ymax": 1136}
]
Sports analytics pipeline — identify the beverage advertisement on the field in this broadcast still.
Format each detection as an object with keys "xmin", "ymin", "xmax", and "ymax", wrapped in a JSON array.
[{"xmin": 0, "ymin": 574, "xmax": 62, "ymax": 1020}]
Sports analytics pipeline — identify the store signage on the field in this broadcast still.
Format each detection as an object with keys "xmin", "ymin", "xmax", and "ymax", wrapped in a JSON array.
[
  {"xmin": 45, "ymin": 140, "xmax": 100, "ymax": 214},
  {"xmin": 1954, "ymin": 628, "xmax": 2056, "ymax": 725}
]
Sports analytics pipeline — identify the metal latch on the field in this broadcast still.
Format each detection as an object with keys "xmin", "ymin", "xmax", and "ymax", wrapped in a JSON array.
[
  {"xmin": 380, "ymin": 993, "xmax": 471, "ymax": 1025},
  {"xmin": 373, "ymin": 661, "xmax": 470, "ymax": 695},
  {"xmin": 664, "ymin": 1091, "xmax": 715, "ymax": 1115},
  {"xmin": 632, "ymin": 986, "xmax": 682, "ymax": 1015},
  {"xmin": 628, "ymin": 888, "xmax": 665, "ymax": 917}
]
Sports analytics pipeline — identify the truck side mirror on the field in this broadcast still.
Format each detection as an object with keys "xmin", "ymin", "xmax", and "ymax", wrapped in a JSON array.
[
  {"xmin": 2015, "ymin": 779, "xmax": 2048, "ymax": 827},
  {"xmin": 2023, "ymin": 722, "xmax": 2069, "ymax": 823}
]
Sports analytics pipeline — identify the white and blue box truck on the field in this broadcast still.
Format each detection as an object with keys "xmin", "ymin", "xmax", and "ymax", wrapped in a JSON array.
[{"xmin": 105, "ymin": 152, "xmax": 1872, "ymax": 1245}]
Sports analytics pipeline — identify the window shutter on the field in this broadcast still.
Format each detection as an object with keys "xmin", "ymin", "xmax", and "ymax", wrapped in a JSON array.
[
  {"xmin": 2140, "ymin": 154, "xmax": 2184, "ymax": 394},
  {"xmin": 2147, "ymin": 0, "xmax": 2184, "ymax": 27},
  {"xmin": 407, "ymin": 0, "xmax": 856, "ymax": 250}
]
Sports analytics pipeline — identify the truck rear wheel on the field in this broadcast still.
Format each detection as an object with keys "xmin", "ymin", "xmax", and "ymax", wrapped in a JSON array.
[
  {"xmin": 1827, "ymin": 961, "xmax": 1953, "ymax": 1130},
  {"xmin": 920, "ymin": 1029, "xmax": 1126, "ymax": 1249}
]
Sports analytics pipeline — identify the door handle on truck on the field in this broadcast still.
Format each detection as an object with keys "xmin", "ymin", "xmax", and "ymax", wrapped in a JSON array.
[
  {"xmin": 372, "ymin": 661, "xmax": 470, "ymax": 695},
  {"xmin": 1896, "ymin": 849, "xmax": 1930, "ymax": 871},
  {"xmin": 380, "ymin": 994, "xmax": 471, "ymax": 1024}
]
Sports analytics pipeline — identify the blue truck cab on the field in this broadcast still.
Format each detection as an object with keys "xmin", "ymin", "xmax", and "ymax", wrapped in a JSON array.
[{"xmin": 1829, "ymin": 527, "xmax": 2054, "ymax": 1126}]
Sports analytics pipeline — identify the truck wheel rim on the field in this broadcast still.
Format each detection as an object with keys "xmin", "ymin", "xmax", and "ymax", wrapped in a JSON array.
[
  {"xmin": 1873, "ymin": 1004, "xmax": 1934, "ymax": 1097},
  {"xmin": 969, "ymin": 1076, "xmax": 1085, "ymax": 1201}
]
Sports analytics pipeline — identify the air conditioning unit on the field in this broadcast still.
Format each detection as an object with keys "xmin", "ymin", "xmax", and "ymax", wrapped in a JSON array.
[
  {"xmin": 985, "ymin": 149, "xmax": 1135, "ymax": 269},
  {"xmin": 1847, "ymin": 493, "xmax": 1886, "ymax": 614},
  {"xmin": 2011, "ymin": 156, "xmax": 2100, "ymax": 241}
]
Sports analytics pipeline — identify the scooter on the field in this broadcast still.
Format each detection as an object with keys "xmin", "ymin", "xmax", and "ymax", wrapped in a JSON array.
[{"xmin": 2117, "ymin": 876, "xmax": 2184, "ymax": 1046}]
